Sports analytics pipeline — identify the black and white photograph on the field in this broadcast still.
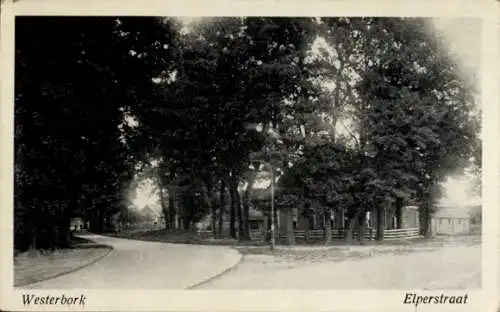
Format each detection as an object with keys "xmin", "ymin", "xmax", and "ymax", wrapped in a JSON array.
[{"xmin": 1, "ymin": 1, "xmax": 497, "ymax": 311}]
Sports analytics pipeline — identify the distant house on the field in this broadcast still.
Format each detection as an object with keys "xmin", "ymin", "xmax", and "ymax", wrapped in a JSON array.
[
  {"xmin": 247, "ymin": 208, "xmax": 266, "ymax": 230},
  {"xmin": 196, "ymin": 207, "xmax": 264, "ymax": 232},
  {"xmin": 252, "ymin": 186, "xmax": 419, "ymax": 233},
  {"xmin": 431, "ymin": 206, "xmax": 472, "ymax": 235},
  {"xmin": 250, "ymin": 187, "xmax": 283, "ymax": 229},
  {"xmin": 141, "ymin": 205, "xmax": 160, "ymax": 223}
]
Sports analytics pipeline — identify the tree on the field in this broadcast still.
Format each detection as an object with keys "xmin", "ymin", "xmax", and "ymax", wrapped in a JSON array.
[
  {"xmin": 355, "ymin": 18, "xmax": 480, "ymax": 237},
  {"xmin": 278, "ymin": 17, "xmax": 480, "ymax": 242}
]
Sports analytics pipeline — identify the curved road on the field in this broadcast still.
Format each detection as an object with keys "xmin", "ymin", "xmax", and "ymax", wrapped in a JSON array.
[
  {"xmin": 24, "ymin": 234, "xmax": 242, "ymax": 289},
  {"xmin": 23, "ymin": 234, "xmax": 480, "ymax": 290}
]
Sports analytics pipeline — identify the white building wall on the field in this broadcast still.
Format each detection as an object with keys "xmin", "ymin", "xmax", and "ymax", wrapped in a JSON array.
[{"xmin": 432, "ymin": 217, "xmax": 470, "ymax": 235}]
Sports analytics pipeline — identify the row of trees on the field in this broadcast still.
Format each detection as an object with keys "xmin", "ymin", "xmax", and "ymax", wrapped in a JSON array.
[
  {"xmin": 14, "ymin": 17, "xmax": 166, "ymax": 250},
  {"xmin": 14, "ymin": 17, "xmax": 480, "ymax": 250},
  {"xmin": 280, "ymin": 18, "xmax": 480, "ymax": 241}
]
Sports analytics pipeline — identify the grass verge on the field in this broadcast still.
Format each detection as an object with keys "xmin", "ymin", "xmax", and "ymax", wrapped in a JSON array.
[
  {"xmin": 107, "ymin": 229, "xmax": 267, "ymax": 246},
  {"xmin": 234, "ymin": 235, "xmax": 480, "ymax": 264},
  {"xmin": 14, "ymin": 236, "xmax": 112, "ymax": 287}
]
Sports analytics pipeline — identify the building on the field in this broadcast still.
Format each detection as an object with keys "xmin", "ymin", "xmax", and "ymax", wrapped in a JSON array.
[
  {"xmin": 195, "ymin": 207, "xmax": 264, "ymax": 232},
  {"xmin": 252, "ymin": 186, "xmax": 419, "ymax": 236},
  {"xmin": 431, "ymin": 206, "xmax": 471, "ymax": 235},
  {"xmin": 141, "ymin": 205, "xmax": 161, "ymax": 223}
]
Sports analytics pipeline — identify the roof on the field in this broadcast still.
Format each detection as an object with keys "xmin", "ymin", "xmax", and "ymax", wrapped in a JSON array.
[
  {"xmin": 141, "ymin": 205, "xmax": 160, "ymax": 218},
  {"xmin": 433, "ymin": 207, "xmax": 471, "ymax": 219},
  {"xmin": 438, "ymin": 196, "xmax": 481, "ymax": 207}
]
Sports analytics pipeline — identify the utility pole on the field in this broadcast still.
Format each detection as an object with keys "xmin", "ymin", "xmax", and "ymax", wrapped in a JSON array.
[{"xmin": 257, "ymin": 161, "xmax": 275, "ymax": 251}]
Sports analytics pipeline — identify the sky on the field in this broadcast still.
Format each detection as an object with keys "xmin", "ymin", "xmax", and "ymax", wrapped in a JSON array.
[
  {"xmin": 133, "ymin": 179, "xmax": 159, "ymax": 210},
  {"xmin": 431, "ymin": 18, "xmax": 481, "ymax": 80},
  {"xmin": 131, "ymin": 17, "xmax": 482, "ymax": 211},
  {"xmin": 440, "ymin": 176, "xmax": 481, "ymax": 207},
  {"xmin": 430, "ymin": 18, "xmax": 482, "ymax": 208}
]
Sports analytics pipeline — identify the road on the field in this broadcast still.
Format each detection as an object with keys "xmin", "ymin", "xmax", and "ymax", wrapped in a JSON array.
[
  {"xmin": 22, "ymin": 234, "xmax": 242, "ymax": 289},
  {"xmin": 198, "ymin": 244, "xmax": 481, "ymax": 289},
  {"xmin": 23, "ymin": 234, "xmax": 480, "ymax": 290}
]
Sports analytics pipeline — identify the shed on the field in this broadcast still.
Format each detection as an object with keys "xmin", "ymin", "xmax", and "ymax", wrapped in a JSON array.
[{"xmin": 431, "ymin": 207, "xmax": 471, "ymax": 235}]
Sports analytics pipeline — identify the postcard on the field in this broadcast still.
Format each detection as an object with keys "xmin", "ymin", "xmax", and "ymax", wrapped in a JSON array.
[{"xmin": 0, "ymin": 1, "xmax": 498, "ymax": 311}]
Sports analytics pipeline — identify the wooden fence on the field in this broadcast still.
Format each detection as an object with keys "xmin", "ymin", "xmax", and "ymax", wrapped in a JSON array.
[
  {"xmin": 383, "ymin": 228, "xmax": 420, "ymax": 240},
  {"xmin": 203, "ymin": 227, "xmax": 421, "ymax": 242}
]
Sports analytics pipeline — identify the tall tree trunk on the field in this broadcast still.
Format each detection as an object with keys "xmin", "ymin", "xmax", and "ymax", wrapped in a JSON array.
[
  {"xmin": 229, "ymin": 180, "xmax": 237, "ymax": 238},
  {"xmin": 31, "ymin": 225, "xmax": 38, "ymax": 250},
  {"xmin": 285, "ymin": 208, "xmax": 295, "ymax": 245},
  {"xmin": 170, "ymin": 167, "xmax": 177, "ymax": 230},
  {"xmin": 157, "ymin": 179, "xmax": 168, "ymax": 229},
  {"xmin": 183, "ymin": 216, "xmax": 190, "ymax": 231},
  {"xmin": 98, "ymin": 205, "xmax": 104, "ymax": 233},
  {"xmin": 376, "ymin": 204, "xmax": 386, "ymax": 241},
  {"xmin": 324, "ymin": 211, "xmax": 332, "ymax": 245},
  {"xmin": 28, "ymin": 207, "xmax": 39, "ymax": 250},
  {"xmin": 177, "ymin": 189, "xmax": 184, "ymax": 231},
  {"xmin": 395, "ymin": 198, "xmax": 403, "ymax": 229},
  {"xmin": 167, "ymin": 188, "xmax": 175, "ymax": 230},
  {"xmin": 303, "ymin": 214, "xmax": 311, "ymax": 244},
  {"xmin": 340, "ymin": 207, "xmax": 345, "ymax": 231},
  {"xmin": 156, "ymin": 165, "xmax": 166, "ymax": 229},
  {"xmin": 237, "ymin": 193, "xmax": 244, "ymax": 240},
  {"xmin": 345, "ymin": 217, "xmax": 356, "ymax": 241},
  {"xmin": 218, "ymin": 179, "xmax": 225, "ymax": 238},
  {"xmin": 208, "ymin": 186, "xmax": 216, "ymax": 237},
  {"xmin": 199, "ymin": 177, "xmax": 216, "ymax": 236},
  {"xmin": 345, "ymin": 210, "xmax": 361, "ymax": 242},
  {"xmin": 242, "ymin": 190, "xmax": 251, "ymax": 241},
  {"xmin": 357, "ymin": 212, "xmax": 367, "ymax": 243},
  {"xmin": 58, "ymin": 218, "xmax": 71, "ymax": 248},
  {"xmin": 421, "ymin": 198, "xmax": 433, "ymax": 238},
  {"xmin": 158, "ymin": 191, "xmax": 167, "ymax": 229},
  {"xmin": 273, "ymin": 206, "xmax": 279, "ymax": 243},
  {"xmin": 55, "ymin": 199, "xmax": 72, "ymax": 248}
]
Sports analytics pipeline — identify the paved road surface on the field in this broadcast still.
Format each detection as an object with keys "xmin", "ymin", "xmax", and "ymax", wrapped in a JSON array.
[
  {"xmin": 22, "ymin": 234, "xmax": 242, "ymax": 289},
  {"xmin": 199, "ymin": 244, "xmax": 481, "ymax": 289},
  {"xmin": 22, "ymin": 234, "xmax": 480, "ymax": 290}
]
